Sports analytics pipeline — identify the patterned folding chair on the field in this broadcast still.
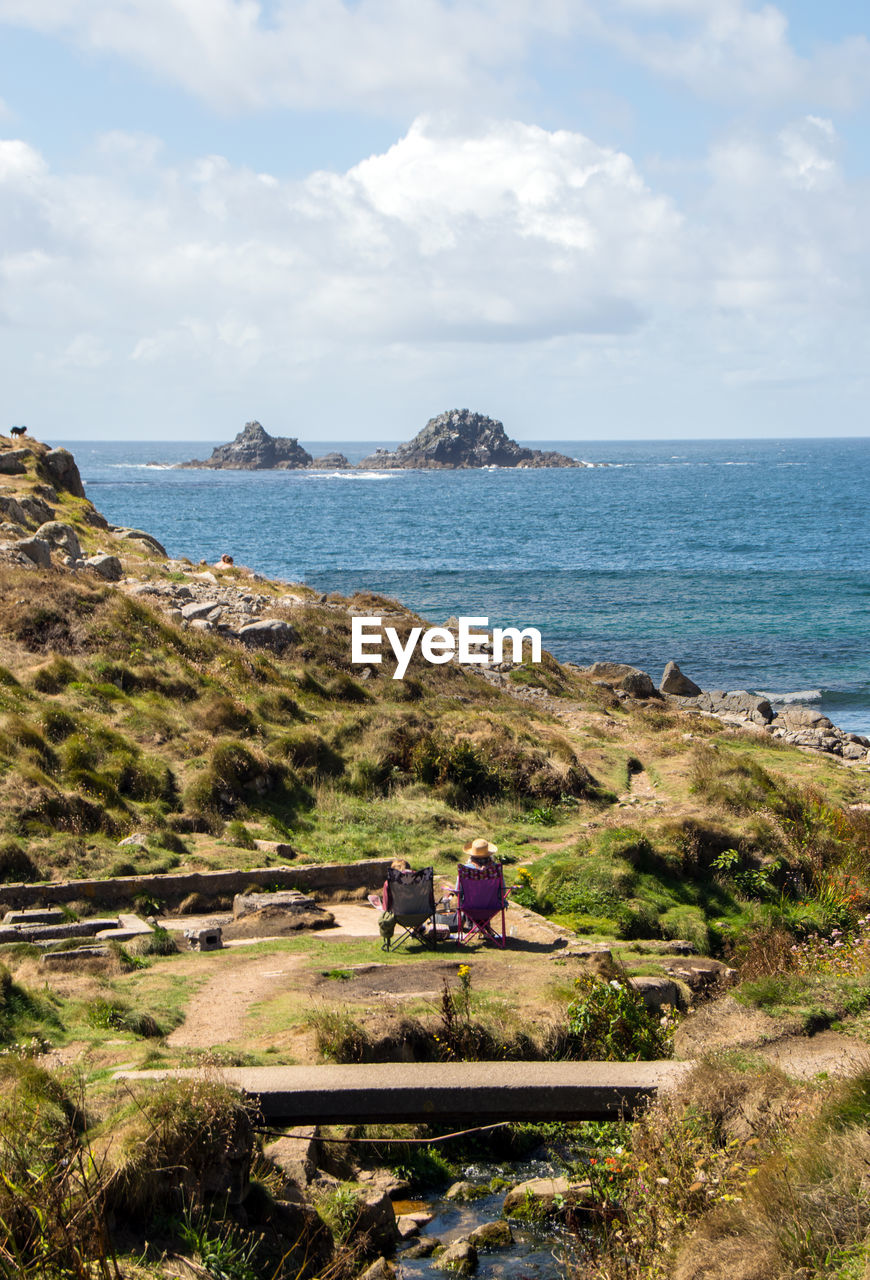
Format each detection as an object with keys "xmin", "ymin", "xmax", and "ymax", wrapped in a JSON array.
[
  {"xmin": 381, "ymin": 866, "xmax": 439, "ymax": 952},
  {"xmin": 456, "ymin": 863, "xmax": 512, "ymax": 948}
]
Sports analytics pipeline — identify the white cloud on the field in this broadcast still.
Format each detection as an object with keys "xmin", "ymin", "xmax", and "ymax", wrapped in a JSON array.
[
  {"xmin": 0, "ymin": 118, "xmax": 682, "ymax": 366},
  {"xmin": 0, "ymin": 114, "xmax": 869, "ymax": 435},
  {"xmin": 0, "ymin": 0, "xmax": 572, "ymax": 114},
  {"xmin": 0, "ymin": 0, "xmax": 867, "ymax": 114},
  {"xmin": 598, "ymin": 0, "xmax": 870, "ymax": 108}
]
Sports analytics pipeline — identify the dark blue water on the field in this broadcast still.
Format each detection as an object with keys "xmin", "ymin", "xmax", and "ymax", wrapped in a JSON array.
[{"xmin": 70, "ymin": 438, "xmax": 870, "ymax": 733}]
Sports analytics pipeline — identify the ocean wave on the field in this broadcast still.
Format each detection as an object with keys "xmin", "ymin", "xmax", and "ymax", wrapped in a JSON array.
[
  {"xmin": 106, "ymin": 462, "xmax": 175, "ymax": 470},
  {"xmin": 308, "ymin": 471, "xmax": 398, "ymax": 481},
  {"xmin": 756, "ymin": 688, "xmax": 823, "ymax": 704}
]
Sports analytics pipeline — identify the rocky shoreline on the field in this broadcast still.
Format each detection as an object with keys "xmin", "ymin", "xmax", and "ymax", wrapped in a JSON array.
[{"xmin": 573, "ymin": 660, "xmax": 870, "ymax": 762}]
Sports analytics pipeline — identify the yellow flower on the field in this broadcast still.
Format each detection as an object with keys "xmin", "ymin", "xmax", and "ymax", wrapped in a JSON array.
[{"xmin": 458, "ymin": 965, "xmax": 470, "ymax": 978}]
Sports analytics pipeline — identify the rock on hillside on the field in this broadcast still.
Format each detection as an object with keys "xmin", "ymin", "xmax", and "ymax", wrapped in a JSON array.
[
  {"xmin": 180, "ymin": 421, "xmax": 314, "ymax": 471},
  {"xmin": 357, "ymin": 409, "xmax": 582, "ymax": 470}
]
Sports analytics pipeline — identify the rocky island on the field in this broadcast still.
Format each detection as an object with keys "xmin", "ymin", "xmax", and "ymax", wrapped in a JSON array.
[
  {"xmin": 358, "ymin": 408, "xmax": 585, "ymax": 469},
  {"xmin": 179, "ymin": 411, "xmax": 590, "ymax": 472},
  {"xmin": 179, "ymin": 421, "xmax": 349, "ymax": 470}
]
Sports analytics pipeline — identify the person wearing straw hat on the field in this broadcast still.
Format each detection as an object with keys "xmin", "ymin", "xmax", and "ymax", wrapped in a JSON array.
[
  {"xmin": 462, "ymin": 837, "xmax": 498, "ymax": 867},
  {"xmin": 436, "ymin": 840, "xmax": 499, "ymax": 924}
]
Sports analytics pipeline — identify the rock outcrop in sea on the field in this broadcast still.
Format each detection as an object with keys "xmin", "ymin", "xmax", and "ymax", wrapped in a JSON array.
[
  {"xmin": 357, "ymin": 409, "xmax": 583, "ymax": 470},
  {"xmin": 179, "ymin": 421, "xmax": 349, "ymax": 471}
]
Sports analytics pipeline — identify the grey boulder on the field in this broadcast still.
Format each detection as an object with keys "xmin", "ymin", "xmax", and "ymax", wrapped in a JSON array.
[
  {"xmin": 0, "ymin": 449, "xmax": 29, "ymax": 475},
  {"xmin": 181, "ymin": 600, "xmax": 223, "ymax": 621},
  {"xmin": 773, "ymin": 705, "xmax": 833, "ymax": 731},
  {"xmin": 85, "ymin": 554, "xmax": 123, "ymax": 581},
  {"xmin": 583, "ymin": 662, "xmax": 659, "ymax": 698},
  {"xmin": 43, "ymin": 448, "xmax": 86, "ymax": 498},
  {"xmin": 14, "ymin": 537, "xmax": 52, "ymax": 568},
  {"xmin": 435, "ymin": 1239, "xmax": 478, "ymax": 1275},
  {"xmin": 238, "ymin": 619, "xmax": 297, "ymax": 649},
  {"xmin": 660, "ymin": 661, "xmax": 702, "ymax": 697},
  {"xmin": 35, "ymin": 521, "xmax": 81, "ymax": 559}
]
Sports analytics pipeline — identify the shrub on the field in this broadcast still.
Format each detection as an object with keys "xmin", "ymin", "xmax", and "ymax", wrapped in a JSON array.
[
  {"xmin": 225, "ymin": 819, "xmax": 256, "ymax": 849},
  {"xmin": 0, "ymin": 839, "xmax": 42, "ymax": 883},
  {"xmin": 85, "ymin": 997, "xmax": 163, "ymax": 1037},
  {"xmin": 5, "ymin": 716, "xmax": 58, "ymax": 773},
  {"xmin": 30, "ymin": 656, "xmax": 79, "ymax": 693},
  {"xmin": 134, "ymin": 927, "xmax": 178, "ymax": 958},
  {"xmin": 562, "ymin": 974, "xmax": 673, "ymax": 1060},
  {"xmin": 325, "ymin": 672, "xmax": 370, "ymax": 703},
  {"xmin": 61, "ymin": 734, "xmax": 97, "ymax": 772},
  {"xmin": 0, "ymin": 1060, "xmax": 110, "ymax": 1274},
  {"xmin": 155, "ymin": 829, "xmax": 187, "ymax": 855},
  {"xmin": 256, "ymin": 690, "xmax": 303, "ymax": 722},
  {"xmin": 106, "ymin": 1079, "xmax": 254, "ymax": 1220},
  {"xmin": 411, "ymin": 735, "xmax": 501, "ymax": 806},
  {"xmin": 310, "ymin": 1009, "xmax": 372, "ymax": 1063},
  {"xmin": 194, "ymin": 694, "xmax": 252, "ymax": 734},
  {"xmin": 0, "ymin": 965, "xmax": 60, "ymax": 1044},
  {"xmin": 11, "ymin": 787, "xmax": 118, "ymax": 836},
  {"xmin": 276, "ymin": 731, "xmax": 344, "ymax": 778},
  {"xmin": 41, "ymin": 708, "xmax": 79, "ymax": 743},
  {"xmin": 113, "ymin": 756, "xmax": 178, "ymax": 804}
]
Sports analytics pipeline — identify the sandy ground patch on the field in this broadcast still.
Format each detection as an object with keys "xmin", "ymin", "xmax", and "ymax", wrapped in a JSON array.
[{"xmin": 166, "ymin": 952, "xmax": 306, "ymax": 1049}]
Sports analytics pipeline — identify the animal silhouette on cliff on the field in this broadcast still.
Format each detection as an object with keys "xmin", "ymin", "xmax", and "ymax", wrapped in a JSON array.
[{"xmin": 10, "ymin": 426, "xmax": 27, "ymax": 438}]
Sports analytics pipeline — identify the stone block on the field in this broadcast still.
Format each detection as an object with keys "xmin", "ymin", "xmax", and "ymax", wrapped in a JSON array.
[{"xmin": 185, "ymin": 926, "xmax": 223, "ymax": 951}]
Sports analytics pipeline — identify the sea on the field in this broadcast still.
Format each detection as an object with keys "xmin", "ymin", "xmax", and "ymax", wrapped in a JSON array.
[{"xmin": 68, "ymin": 437, "xmax": 870, "ymax": 736}]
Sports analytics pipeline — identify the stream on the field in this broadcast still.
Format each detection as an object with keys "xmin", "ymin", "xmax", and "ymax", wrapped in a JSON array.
[{"xmin": 394, "ymin": 1159, "xmax": 582, "ymax": 1280}]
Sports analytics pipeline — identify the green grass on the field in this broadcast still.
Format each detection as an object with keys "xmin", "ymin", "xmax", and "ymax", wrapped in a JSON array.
[{"xmin": 736, "ymin": 972, "xmax": 870, "ymax": 1032}]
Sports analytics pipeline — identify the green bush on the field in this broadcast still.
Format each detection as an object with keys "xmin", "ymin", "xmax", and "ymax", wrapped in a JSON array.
[
  {"xmin": 30, "ymin": 656, "xmax": 79, "ymax": 693},
  {"xmin": 0, "ymin": 965, "xmax": 60, "ymax": 1044},
  {"xmin": 411, "ymin": 736, "xmax": 501, "ymax": 805},
  {"xmin": 106, "ymin": 1079, "xmax": 254, "ymax": 1220},
  {"xmin": 275, "ymin": 731, "xmax": 344, "ymax": 778},
  {"xmin": 0, "ymin": 839, "xmax": 42, "ymax": 883},
  {"xmin": 5, "ymin": 717, "xmax": 58, "ymax": 774},
  {"xmin": 563, "ymin": 974, "xmax": 673, "ymax": 1060},
  {"xmin": 135, "ymin": 926, "xmax": 178, "ymax": 958},
  {"xmin": 194, "ymin": 694, "xmax": 253, "ymax": 734},
  {"xmin": 85, "ymin": 997, "xmax": 162, "ymax": 1037},
  {"xmin": 41, "ymin": 708, "xmax": 79, "ymax": 743},
  {"xmin": 225, "ymin": 819, "xmax": 256, "ymax": 850}
]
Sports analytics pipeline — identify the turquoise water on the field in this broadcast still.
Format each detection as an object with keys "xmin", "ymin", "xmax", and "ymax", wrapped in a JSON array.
[{"xmin": 72, "ymin": 437, "xmax": 870, "ymax": 734}]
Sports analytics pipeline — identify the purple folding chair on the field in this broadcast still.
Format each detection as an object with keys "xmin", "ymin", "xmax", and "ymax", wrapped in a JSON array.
[{"xmin": 456, "ymin": 863, "xmax": 512, "ymax": 948}]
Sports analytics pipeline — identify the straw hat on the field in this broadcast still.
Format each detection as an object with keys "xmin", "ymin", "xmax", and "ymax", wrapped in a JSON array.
[{"xmin": 463, "ymin": 837, "xmax": 498, "ymax": 860}]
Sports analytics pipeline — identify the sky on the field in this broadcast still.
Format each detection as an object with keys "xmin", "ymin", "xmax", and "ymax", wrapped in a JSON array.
[{"xmin": 2, "ymin": 2, "xmax": 870, "ymax": 441}]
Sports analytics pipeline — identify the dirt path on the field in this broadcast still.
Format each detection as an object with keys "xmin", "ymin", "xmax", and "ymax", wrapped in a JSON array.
[
  {"xmin": 166, "ymin": 953, "xmax": 306, "ymax": 1049},
  {"xmin": 675, "ymin": 994, "xmax": 869, "ymax": 1079},
  {"xmin": 759, "ymin": 1029, "xmax": 870, "ymax": 1079}
]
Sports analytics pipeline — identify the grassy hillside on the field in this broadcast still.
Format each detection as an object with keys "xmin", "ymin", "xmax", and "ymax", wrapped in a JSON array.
[{"xmin": 0, "ymin": 432, "xmax": 869, "ymax": 959}]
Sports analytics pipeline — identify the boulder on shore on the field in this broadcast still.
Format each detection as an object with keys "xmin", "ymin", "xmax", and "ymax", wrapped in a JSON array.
[
  {"xmin": 582, "ymin": 662, "xmax": 659, "ymax": 699},
  {"xmin": 660, "ymin": 661, "xmax": 702, "ymax": 697},
  {"xmin": 357, "ymin": 409, "xmax": 581, "ymax": 470}
]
